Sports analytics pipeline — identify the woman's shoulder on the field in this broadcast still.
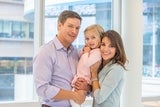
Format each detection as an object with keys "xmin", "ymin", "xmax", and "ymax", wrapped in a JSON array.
[{"xmin": 109, "ymin": 63, "xmax": 125, "ymax": 72}]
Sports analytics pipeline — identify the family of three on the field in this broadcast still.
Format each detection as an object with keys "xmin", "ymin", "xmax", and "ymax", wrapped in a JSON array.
[{"xmin": 33, "ymin": 10, "xmax": 127, "ymax": 107}]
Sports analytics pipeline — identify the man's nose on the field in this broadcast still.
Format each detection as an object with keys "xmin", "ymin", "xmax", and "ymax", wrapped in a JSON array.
[{"xmin": 72, "ymin": 28, "xmax": 78, "ymax": 34}]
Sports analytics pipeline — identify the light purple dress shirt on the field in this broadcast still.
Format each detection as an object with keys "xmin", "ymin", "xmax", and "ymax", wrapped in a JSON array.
[{"xmin": 33, "ymin": 36, "xmax": 79, "ymax": 107}]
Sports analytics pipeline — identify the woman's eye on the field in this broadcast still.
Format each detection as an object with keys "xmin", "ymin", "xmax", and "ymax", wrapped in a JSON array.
[
  {"xmin": 109, "ymin": 44, "xmax": 114, "ymax": 47},
  {"xmin": 101, "ymin": 43, "xmax": 105, "ymax": 46}
]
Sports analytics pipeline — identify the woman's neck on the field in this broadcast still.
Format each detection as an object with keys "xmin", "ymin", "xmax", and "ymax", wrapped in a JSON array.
[{"xmin": 102, "ymin": 60, "xmax": 111, "ymax": 67}]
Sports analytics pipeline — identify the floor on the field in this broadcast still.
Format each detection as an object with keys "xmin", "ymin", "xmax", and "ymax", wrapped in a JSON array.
[
  {"xmin": 143, "ymin": 101, "xmax": 160, "ymax": 107},
  {"xmin": 142, "ymin": 80, "xmax": 160, "ymax": 107}
]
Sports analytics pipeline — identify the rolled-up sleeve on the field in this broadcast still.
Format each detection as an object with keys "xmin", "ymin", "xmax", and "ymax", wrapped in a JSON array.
[{"xmin": 33, "ymin": 48, "xmax": 60, "ymax": 100}]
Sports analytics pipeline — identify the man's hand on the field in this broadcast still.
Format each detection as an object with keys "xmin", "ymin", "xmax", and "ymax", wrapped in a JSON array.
[{"xmin": 73, "ymin": 90, "xmax": 86, "ymax": 104}]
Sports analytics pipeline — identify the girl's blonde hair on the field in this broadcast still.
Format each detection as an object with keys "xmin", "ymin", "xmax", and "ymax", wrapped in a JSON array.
[{"xmin": 84, "ymin": 24, "xmax": 104, "ymax": 38}]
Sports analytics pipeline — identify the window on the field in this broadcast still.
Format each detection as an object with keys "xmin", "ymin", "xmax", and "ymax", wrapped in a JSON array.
[
  {"xmin": 142, "ymin": 0, "xmax": 160, "ymax": 104},
  {"xmin": 0, "ymin": 20, "xmax": 33, "ymax": 40},
  {"xmin": 0, "ymin": 1, "xmax": 34, "ymax": 102},
  {"xmin": 0, "ymin": 57, "xmax": 32, "ymax": 101},
  {"xmin": 143, "ymin": 1, "xmax": 160, "ymax": 79}
]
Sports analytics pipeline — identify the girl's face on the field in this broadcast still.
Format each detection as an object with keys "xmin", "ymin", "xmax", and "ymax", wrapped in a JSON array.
[
  {"xmin": 85, "ymin": 29, "xmax": 101, "ymax": 49},
  {"xmin": 100, "ymin": 37, "xmax": 116, "ymax": 64}
]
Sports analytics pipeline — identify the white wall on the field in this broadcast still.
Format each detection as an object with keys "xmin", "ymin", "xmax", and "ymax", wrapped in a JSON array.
[
  {"xmin": 121, "ymin": 0, "xmax": 143, "ymax": 107},
  {"xmin": 14, "ymin": 75, "xmax": 34, "ymax": 101}
]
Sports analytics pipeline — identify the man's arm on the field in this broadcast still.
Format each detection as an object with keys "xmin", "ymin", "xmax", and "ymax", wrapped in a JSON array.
[{"xmin": 53, "ymin": 89, "xmax": 86, "ymax": 104}]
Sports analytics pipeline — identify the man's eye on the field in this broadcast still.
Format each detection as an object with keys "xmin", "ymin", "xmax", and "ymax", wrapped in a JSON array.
[
  {"xmin": 68, "ymin": 25, "xmax": 73, "ymax": 28},
  {"xmin": 76, "ymin": 27, "xmax": 80, "ymax": 30}
]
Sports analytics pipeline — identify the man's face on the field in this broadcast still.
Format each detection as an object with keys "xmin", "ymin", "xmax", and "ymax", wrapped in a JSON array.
[{"xmin": 58, "ymin": 18, "xmax": 81, "ymax": 47}]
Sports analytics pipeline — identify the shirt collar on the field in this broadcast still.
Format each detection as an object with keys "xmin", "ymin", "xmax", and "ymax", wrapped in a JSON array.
[{"xmin": 53, "ymin": 36, "xmax": 74, "ymax": 52}]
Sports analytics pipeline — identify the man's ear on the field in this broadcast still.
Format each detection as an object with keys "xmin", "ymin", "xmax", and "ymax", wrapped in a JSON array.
[{"xmin": 57, "ymin": 22, "xmax": 62, "ymax": 31}]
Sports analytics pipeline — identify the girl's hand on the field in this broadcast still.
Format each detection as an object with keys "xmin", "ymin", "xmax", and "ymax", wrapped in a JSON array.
[
  {"xmin": 83, "ymin": 46, "xmax": 91, "ymax": 53},
  {"xmin": 74, "ymin": 77, "xmax": 89, "ymax": 91}
]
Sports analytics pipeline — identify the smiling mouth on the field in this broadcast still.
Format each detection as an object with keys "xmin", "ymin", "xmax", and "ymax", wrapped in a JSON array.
[
  {"xmin": 89, "ymin": 44, "xmax": 95, "ymax": 47},
  {"xmin": 103, "ymin": 52, "xmax": 110, "ymax": 55}
]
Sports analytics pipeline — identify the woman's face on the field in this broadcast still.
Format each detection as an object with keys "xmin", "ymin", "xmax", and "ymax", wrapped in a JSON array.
[{"xmin": 100, "ymin": 37, "xmax": 116, "ymax": 63}]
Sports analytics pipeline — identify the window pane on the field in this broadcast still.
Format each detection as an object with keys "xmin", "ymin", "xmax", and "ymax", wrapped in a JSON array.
[
  {"xmin": 44, "ymin": 1, "xmax": 112, "ymax": 49},
  {"xmin": 12, "ymin": 21, "xmax": 21, "ymax": 38},
  {"xmin": 3, "ymin": 21, "xmax": 12, "ymax": 38},
  {"xmin": 0, "ymin": 74, "xmax": 14, "ymax": 101},
  {"xmin": 0, "ymin": 57, "xmax": 34, "ymax": 101},
  {"xmin": 29, "ymin": 23, "xmax": 34, "ymax": 39}
]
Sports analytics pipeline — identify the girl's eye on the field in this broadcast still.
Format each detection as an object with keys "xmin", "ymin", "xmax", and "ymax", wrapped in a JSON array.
[
  {"xmin": 85, "ymin": 38, "xmax": 89, "ymax": 41},
  {"xmin": 91, "ymin": 36, "xmax": 96, "ymax": 39}
]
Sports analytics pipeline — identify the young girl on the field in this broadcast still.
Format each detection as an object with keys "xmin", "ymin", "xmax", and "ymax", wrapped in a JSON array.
[
  {"xmin": 70, "ymin": 24, "xmax": 104, "ymax": 107},
  {"xmin": 90, "ymin": 30, "xmax": 127, "ymax": 107}
]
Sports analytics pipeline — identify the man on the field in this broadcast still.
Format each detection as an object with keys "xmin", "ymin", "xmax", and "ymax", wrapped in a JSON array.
[{"xmin": 33, "ymin": 10, "xmax": 88, "ymax": 107}]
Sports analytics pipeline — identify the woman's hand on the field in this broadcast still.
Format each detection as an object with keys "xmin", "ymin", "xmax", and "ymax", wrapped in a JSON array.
[
  {"xmin": 90, "ymin": 61, "xmax": 101, "ymax": 91},
  {"xmin": 90, "ymin": 61, "xmax": 101, "ymax": 76}
]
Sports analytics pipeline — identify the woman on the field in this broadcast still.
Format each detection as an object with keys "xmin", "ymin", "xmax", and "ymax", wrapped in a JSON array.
[{"xmin": 90, "ymin": 30, "xmax": 127, "ymax": 107}]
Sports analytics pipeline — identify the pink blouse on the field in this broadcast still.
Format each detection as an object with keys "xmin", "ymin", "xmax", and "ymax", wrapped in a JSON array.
[{"xmin": 72, "ymin": 48, "xmax": 101, "ymax": 86}]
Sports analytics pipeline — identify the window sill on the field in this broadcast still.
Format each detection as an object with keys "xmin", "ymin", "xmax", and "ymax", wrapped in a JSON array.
[
  {"xmin": 142, "ymin": 78, "xmax": 160, "ymax": 101},
  {"xmin": 0, "ymin": 100, "xmax": 40, "ymax": 107}
]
